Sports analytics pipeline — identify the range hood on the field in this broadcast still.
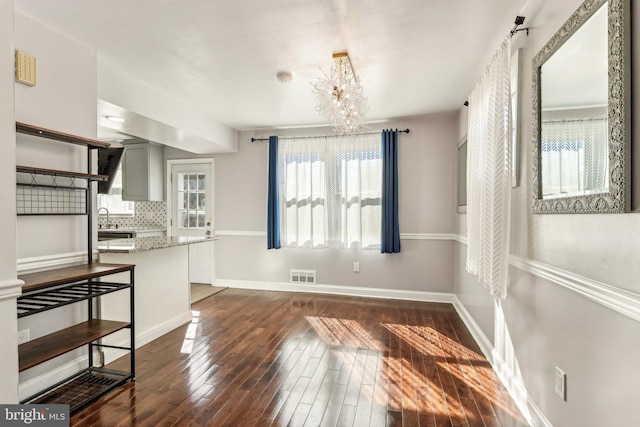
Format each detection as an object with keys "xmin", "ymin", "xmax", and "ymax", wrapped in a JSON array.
[{"xmin": 97, "ymin": 147, "xmax": 125, "ymax": 194}]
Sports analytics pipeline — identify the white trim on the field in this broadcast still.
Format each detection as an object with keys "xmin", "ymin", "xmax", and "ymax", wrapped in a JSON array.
[
  {"xmin": 214, "ymin": 231, "xmax": 458, "ymax": 241},
  {"xmin": 455, "ymin": 235, "xmax": 640, "ymax": 323},
  {"xmin": 509, "ymin": 254, "xmax": 640, "ymax": 323},
  {"xmin": 103, "ymin": 310, "xmax": 193, "ymax": 364},
  {"xmin": 452, "ymin": 296, "xmax": 551, "ymax": 427},
  {"xmin": 166, "ymin": 158, "xmax": 215, "ymax": 237},
  {"xmin": 19, "ymin": 355, "xmax": 87, "ymax": 401},
  {"xmin": 17, "ymin": 251, "xmax": 99, "ymax": 274},
  {"xmin": 400, "ymin": 233, "xmax": 458, "ymax": 241},
  {"xmin": 451, "ymin": 296, "xmax": 494, "ymax": 359},
  {"xmin": 214, "ymin": 278, "xmax": 455, "ymax": 304},
  {"xmin": 215, "ymin": 230, "xmax": 267, "ymax": 237},
  {"xmin": 454, "ymin": 234, "xmax": 468, "ymax": 245},
  {"xmin": 0, "ymin": 279, "xmax": 23, "ymax": 301}
]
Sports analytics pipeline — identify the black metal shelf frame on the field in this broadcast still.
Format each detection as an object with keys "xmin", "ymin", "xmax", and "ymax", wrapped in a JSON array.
[
  {"xmin": 15, "ymin": 123, "xmax": 135, "ymax": 415},
  {"xmin": 18, "ymin": 281, "xmax": 132, "ymax": 318},
  {"xmin": 22, "ymin": 367, "xmax": 133, "ymax": 414}
]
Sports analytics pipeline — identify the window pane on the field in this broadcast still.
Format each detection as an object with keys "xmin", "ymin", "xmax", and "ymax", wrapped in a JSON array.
[
  {"xmin": 179, "ymin": 173, "xmax": 188, "ymax": 191},
  {"xmin": 198, "ymin": 174, "xmax": 205, "ymax": 190},
  {"xmin": 188, "ymin": 174, "xmax": 197, "ymax": 191},
  {"xmin": 197, "ymin": 213, "xmax": 205, "ymax": 228},
  {"xmin": 180, "ymin": 211, "xmax": 188, "ymax": 228},
  {"xmin": 198, "ymin": 193, "xmax": 205, "ymax": 209},
  {"xmin": 189, "ymin": 193, "xmax": 197, "ymax": 209},
  {"xmin": 189, "ymin": 212, "xmax": 197, "ymax": 228}
]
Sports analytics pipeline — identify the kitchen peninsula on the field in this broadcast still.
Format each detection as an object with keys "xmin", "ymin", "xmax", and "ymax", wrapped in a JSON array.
[{"xmin": 97, "ymin": 235, "xmax": 218, "ymax": 360}]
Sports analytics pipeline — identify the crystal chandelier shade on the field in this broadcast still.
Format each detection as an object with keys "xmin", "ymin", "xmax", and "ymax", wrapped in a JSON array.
[{"xmin": 311, "ymin": 53, "xmax": 370, "ymax": 135}]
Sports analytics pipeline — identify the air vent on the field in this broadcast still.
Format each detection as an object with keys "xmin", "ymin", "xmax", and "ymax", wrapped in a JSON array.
[{"xmin": 290, "ymin": 269, "xmax": 316, "ymax": 284}]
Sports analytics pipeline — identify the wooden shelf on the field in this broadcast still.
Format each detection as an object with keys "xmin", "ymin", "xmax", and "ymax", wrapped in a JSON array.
[
  {"xmin": 16, "ymin": 122, "xmax": 111, "ymax": 149},
  {"xmin": 19, "ymin": 319, "xmax": 130, "ymax": 372},
  {"xmin": 17, "ymin": 165, "xmax": 109, "ymax": 182},
  {"xmin": 19, "ymin": 263, "xmax": 135, "ymax": 293}
]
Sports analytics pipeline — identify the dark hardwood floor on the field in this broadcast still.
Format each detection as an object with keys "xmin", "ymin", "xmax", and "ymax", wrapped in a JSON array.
[{"xmin": 71, "ymin": 289, "xmax": 528, "ymax": 427}]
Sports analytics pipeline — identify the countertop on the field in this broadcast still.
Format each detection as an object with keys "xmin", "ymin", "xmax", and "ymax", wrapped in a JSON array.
[{"xmin": 98, "ymin": 235, "xmax": 219, "ymax": 254}]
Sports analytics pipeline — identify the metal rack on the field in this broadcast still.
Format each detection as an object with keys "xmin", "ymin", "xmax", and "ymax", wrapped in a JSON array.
[
  {"xmin": 15, "ymin": 122, "xmax": 136, "ymax": 414},
  {"xmin": 16, "ymin": 165, "xmax": 108, "ymax": 216}
]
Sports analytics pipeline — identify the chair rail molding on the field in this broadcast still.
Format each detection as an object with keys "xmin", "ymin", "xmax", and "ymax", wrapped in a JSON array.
[{"xmin": 455, "ymin": 234, "xmax": 640, "ymax": 323}]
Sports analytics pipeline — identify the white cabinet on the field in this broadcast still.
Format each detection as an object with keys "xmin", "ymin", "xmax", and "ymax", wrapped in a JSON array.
[{"xmin": 122, "ymin": 142, "xmax": 163, "ymax": 201}]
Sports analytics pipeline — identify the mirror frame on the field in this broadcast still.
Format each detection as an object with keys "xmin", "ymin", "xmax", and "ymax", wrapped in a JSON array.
[{"xmin": 532, "ymin": 0, "xmax": 631, "ymax": 214}]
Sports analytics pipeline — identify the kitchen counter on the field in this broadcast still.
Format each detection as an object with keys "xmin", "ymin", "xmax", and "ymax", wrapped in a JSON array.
[{"xmin": 98, "ymin": 235, "xmax": 219, "ymax": 253}]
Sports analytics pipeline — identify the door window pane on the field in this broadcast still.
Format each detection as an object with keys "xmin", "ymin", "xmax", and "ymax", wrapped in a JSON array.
[{"xmin": 177, "ymin": 171, "xmax": 208, "ymax": 229}]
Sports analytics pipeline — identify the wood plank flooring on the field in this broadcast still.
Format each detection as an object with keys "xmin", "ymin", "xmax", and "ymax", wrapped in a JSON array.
[{"xmin": 72, "ymin": 289, "xmax": 529, "ymax": 427}]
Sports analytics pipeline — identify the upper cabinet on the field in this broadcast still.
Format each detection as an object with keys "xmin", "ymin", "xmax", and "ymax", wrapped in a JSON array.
[{"xmin": 122, "ymin": 142, "xmax": 164, "ymax": 201}]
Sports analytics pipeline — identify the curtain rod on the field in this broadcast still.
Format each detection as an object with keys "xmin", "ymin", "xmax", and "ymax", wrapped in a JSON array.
[{"xmin": 250, "ymin": 128, "xmax": 410, "ymax": 143}]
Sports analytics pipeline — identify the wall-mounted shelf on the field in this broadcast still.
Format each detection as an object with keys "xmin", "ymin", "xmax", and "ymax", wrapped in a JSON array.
[
  {"xmin": 17, "ymin": 165, "xmax": 109, "ymax": 182},
  {"xmin": 17, "ymin": 122, "xmax": 110, "ymax": 149}
]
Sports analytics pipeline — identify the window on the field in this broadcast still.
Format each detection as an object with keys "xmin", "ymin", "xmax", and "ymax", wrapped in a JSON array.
[
  {"xmin": 279, "ymin": 133, "xmax": 381, "ymax": 249},
  {"xmin": 97, "ymin": 164, "xmax": 134, "ymax": 215},
  {"xmin": 541, "ymin": 117, "xmax": 608, "ymax": 197},
  {"xmin": 177, "ymin": 173, "xmax": 206, "ymax": 229}
]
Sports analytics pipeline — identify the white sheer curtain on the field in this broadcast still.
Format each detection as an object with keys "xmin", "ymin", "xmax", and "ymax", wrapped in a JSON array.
[
  {"xmin": 541, "ymin": 117, "xmax": 608, "ymax": 196},
  {"xmin": 279, "ymin": 133, "xmax": 381, "ymax": 249},
  {"xmin": 466, "ymin": 36, "xmax": 512, "ymax": 299}
]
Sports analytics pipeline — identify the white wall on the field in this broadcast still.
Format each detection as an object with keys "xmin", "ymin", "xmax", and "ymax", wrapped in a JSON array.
[
  {"xmin": 208, "ymin": 114, "xmax": 458, "ymax": 293},
  {"xmin": 0, "ymin": 0, "xmax": 20, "ymax": 405},
  {"xmin": 15, "ymin": 10, "xmax": 97, "ymax": 260},
  {"xmin": 454, "ymin": 1, "xmax": 640, "ymax": 426},
  {"xmin": 13, "ymin": 10, "xmax": 99, "ymax": 391}
]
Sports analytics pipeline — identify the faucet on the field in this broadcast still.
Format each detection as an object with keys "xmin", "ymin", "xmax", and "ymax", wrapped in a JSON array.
[{"xmin": 97, "ymin": 207, "xmax": 110, "ymax": 229}]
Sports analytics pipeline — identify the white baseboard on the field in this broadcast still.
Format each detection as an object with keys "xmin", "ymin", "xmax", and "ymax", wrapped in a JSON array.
[
  {"xmin": 214, "ymin": 278, "xmax": 455, "ymax": 304},
  {"xmin": 19, "ymin": 355, "xmax": 87, "ymax": 401},
  {"xmin": 19, "ymin": 311, "xmax": 192, "ymax": 400},
  {"xmin": 452, "ymin": 296, "xmax": 551, "ymax": 427},
  {"xmin": 102, "ymin": 310, "xmax": 193, "ymax": 365}
]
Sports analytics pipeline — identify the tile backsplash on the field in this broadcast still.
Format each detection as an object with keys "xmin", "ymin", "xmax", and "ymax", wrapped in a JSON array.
[{"xmin": 98, "ymin": 201, "xmax": 167, "ymax": 229}]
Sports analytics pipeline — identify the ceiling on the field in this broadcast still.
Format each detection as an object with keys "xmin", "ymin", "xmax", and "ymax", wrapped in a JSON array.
[{"xmin": 15, "ymin": 0, "xmax": 529, "ymax": 132}]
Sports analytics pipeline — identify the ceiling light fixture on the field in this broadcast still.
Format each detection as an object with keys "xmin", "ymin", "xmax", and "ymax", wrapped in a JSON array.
[
  {"xmin": 311, "ymin": 52, "xmax": 369, "ymax": 135},
  {"xmin": 105, "ymin": 115, "xmax": 125, "ymax": 123}
]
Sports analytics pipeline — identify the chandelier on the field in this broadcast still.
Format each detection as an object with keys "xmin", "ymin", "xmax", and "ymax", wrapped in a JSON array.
[{"xmin": 311, "ymin": 53, "xmax": 370, "ymax": 135}]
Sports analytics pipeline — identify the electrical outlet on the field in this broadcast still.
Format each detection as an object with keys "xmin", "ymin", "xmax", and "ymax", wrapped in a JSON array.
[
  {"xmin": 555, "ymin": 367, "xmax": 566, "ymax": 401},
  {"xmin": 17, "ymin": 329, "xmax": 30, "ymax": 345},
  {"xmin": 353, "ymin": 262, "xmax": 360, "ymax": 273}
]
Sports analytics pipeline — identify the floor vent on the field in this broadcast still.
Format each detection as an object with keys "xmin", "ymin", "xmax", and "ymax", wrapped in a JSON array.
[{"xmin": 290, "ymin": 269, "xmax": 316, "ymax": 284}]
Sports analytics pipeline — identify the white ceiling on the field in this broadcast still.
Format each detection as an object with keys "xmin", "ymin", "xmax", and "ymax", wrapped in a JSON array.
[{"xmin": 16, "ymin": 0, "xmax": 528, "ymax": 132}]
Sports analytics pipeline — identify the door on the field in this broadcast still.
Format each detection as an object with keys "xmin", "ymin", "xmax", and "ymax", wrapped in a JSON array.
[{"xmin": 169, "ymin": 161, "xmax": 214, "ymax": 284}]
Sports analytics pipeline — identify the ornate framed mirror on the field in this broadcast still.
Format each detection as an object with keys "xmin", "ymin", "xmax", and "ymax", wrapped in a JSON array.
[{"xmin": 532, "ymin": 0, "xmax": 631, "ymax": 213}]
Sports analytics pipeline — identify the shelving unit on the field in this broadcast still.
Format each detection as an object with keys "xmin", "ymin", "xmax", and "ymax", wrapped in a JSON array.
[{"xmin": 15, "ymin": 122, "xmax": 136, "ymax": 414}]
